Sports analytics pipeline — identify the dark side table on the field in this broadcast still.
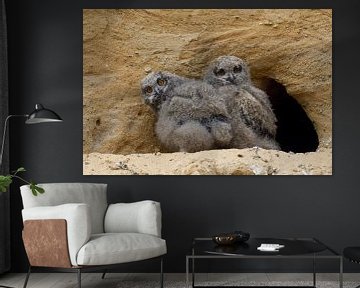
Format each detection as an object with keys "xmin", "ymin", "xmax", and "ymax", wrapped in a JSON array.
[{"xmin": 186, "ymin": 237, "xmax": 343, "ymax": 288}]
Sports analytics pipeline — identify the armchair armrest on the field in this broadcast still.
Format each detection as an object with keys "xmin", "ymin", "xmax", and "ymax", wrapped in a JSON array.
[
  {"xmin": 22, "ymin": 203, "xmax": 91, "ymax": 266},
  {"xmin": 104, "ymin": 200, "xmax": 162, "ymax": 237}
]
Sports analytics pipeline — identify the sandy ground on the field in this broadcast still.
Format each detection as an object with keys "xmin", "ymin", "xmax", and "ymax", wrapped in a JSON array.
[{"xmin": 83, "ymin": 147, "xmax": 332, "ymax": 175}]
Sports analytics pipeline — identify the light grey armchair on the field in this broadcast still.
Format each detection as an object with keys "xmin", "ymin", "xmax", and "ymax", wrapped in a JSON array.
[{"xmin": 20, "ymin": 183, "xmax": 166, "ymax": 288}]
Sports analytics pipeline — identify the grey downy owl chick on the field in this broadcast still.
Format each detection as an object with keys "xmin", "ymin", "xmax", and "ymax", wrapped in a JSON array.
[
  {"xmin": 140, "ymin": 71, "xmax": 189, "ymax": 112},
  {"xmin": 140, "ymin": 72, "xmax": 233, "ymax": 152},
  {"xmin": 163, "ymin": 81, "xmax": 233, "ymax": 150},
  {"xmin": 219, "ymin": 86, "xmax": 280, "ymax": 150},
  {"xmin": 204, "ymin": 56, "xmax": 279, "ymax": 149},
  {"xmin": 155, "ymin": 111, "xmax": 216, "ymax": 153},
  {"xmin": 204, "ymin": 56, "xmax": 272, "ymax": 108}
]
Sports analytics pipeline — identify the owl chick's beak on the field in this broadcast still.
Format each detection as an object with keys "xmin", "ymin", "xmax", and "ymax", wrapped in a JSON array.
[
  {"xmin": 145, "ymin": 95, "xmax": 155, "ymax": 104},
  {"xmin": 226, "ymin": 73, "xmax": 236, "ymax": 84},
  {"xmin": 154, "ymin": 87, "xmax": 161, "ymax": 95}
]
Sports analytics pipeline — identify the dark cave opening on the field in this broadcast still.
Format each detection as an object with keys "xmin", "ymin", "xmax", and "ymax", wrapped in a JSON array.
[{"xmin": 261, "ymin": 78, "xmax": 319, "ymax": 153}]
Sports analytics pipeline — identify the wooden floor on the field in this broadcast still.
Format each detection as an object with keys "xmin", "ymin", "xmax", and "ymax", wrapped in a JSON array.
[{"xmin": 0, "ymin": 273, "xmax": 359, "ymax": 288}]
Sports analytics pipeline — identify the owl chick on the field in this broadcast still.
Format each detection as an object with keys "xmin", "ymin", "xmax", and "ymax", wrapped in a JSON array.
[
  {"xmin": 162, "ymin": 81, "xmax": 234, "ymax": 150},
  {"xmin": 140, "ymin": 71, "xmax": 189, "ymax": 112},
  {"xmin": 155, "ymin": 106, "xmax": 216, "ymax": 153},
  {"xmin": 204, "ymin": 56, "xmax": 272, "ymax": 108},
  {"xmin": 204, "ymin": 56, "xmax": 279, "ymax": 149},
  {"xmin": 220, "ymin": 86, "xmax": 280, "ymax": 150},
  {"xmin": 140, "ymin": 72, "xmax": 233, "ymax": 152}
]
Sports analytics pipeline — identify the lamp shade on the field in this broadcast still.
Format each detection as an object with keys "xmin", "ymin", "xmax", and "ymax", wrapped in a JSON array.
[{"xmin": 25, "ymin": 104, "xmax": 63, "ymax": 124}]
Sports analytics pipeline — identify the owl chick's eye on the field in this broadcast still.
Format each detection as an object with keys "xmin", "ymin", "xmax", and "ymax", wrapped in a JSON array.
[
  {"xmin": 144, "ymin": 86, "xmax": 153, "ymax": 94},
  {"xmin": 214, "ymin": 68, "xmax": 226, "ymax": 77},
  {"xmin": 157, "ymin": 78, "xmax": 167, "ymax": 86},
  {"xmin": 233, "ymin": 65, "xmax": 242, "ymax": 73}
]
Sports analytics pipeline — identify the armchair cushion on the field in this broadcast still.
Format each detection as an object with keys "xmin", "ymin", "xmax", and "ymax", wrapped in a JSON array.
[
  {"xmin": 76, "ymin": 233, "xmax": 167, "ymax": 266},
  {"xmin": 22, "ymin": 203, "xmax": 91, "ymax": 266},
  {"xmin": 104, "ymin": 201, "xmax": 162, "ymax": 237},
  {"xmin": 20, "ymin": 183, "xmax": 108, "ymax": 234}
]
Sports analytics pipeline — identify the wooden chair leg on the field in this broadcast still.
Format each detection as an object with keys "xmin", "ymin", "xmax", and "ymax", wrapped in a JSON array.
[{"xmin": 22, "ymin": 266, "xmax": 31, "ymax": 288}]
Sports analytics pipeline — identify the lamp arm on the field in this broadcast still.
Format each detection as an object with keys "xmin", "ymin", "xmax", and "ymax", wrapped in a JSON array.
[{"xmin": 0, "ymin": 114, "xmax": 28, "ymax": 169}]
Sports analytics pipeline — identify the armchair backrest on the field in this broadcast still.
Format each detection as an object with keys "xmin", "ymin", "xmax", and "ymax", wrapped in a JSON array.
[{"xmin": 20, "ymin": 183, "xmax": 108, "ymax": 234}]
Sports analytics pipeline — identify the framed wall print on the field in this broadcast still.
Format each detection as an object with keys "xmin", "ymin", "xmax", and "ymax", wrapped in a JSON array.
[{"xmin": 83, "ymin": 9, "xmax": 332, "ymax": 175}]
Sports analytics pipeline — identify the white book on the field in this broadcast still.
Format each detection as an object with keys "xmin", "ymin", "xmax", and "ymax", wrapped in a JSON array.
[{"xmin": 257, "ymin": 243, "xmax": 285, "ymax": 251}]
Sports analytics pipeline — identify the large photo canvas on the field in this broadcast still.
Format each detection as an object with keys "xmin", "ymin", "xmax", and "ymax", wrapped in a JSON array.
[{"xmin": 83, "ymin": 9, "xmax": 332, "ymax": 175}]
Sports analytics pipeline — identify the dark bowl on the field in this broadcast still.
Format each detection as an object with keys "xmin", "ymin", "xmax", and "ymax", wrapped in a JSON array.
[
  {"xmin": 233, "ymin": 230, "xmax": 250, "ymax": 242},
  {"xmin": 212, "ymin": 234, "xmax": 237, "ymax": 245}
]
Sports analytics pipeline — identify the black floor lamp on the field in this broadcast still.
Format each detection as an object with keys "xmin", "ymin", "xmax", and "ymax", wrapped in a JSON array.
[
  {"xmin": 0, "ymin": 103, "xmax": 63, "ymax": 167},
  {"xmin": 0, "ymin": 103, "xmax": 62, "ymax": 288}
]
